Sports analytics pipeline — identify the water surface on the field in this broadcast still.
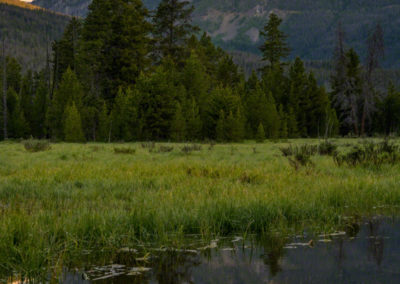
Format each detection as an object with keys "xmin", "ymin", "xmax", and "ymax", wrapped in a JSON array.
[{"xmin": 17, "ymin": 217, "xmax": 400, "ymax": 283}]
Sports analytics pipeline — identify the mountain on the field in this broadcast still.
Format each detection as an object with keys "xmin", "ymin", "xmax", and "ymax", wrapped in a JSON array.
[
  {"xmin": 32, "ymin": 0, "xmax": 400, "ymax": 68},
  {"xmin": 0, "ymin": 0, "xmax": 70, "ymax": 70}
]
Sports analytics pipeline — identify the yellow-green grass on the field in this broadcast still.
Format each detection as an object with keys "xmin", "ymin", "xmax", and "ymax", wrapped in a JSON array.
[{"xmin": 0, "ymin": 139, "xmax": 400, "ymax": 277}]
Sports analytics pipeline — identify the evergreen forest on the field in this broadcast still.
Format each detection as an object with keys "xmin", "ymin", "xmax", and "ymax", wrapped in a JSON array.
[{"xmin": 1, "ymin": 0, "xmax": 399, "ymax": 143}]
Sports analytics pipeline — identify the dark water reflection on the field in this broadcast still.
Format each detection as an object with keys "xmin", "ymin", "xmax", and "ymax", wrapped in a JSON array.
[{"xmin": 60, "ymin": 217, "xmax": 400, "ymax": 284}]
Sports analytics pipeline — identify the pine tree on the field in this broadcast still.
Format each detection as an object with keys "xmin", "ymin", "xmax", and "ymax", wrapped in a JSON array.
[
  {"xmin": 259, "ymin": 13, "xmax": 290, "ymax": 69},
  {"xmin": 64, "ymin": 102, "xmax": 85, "ymax": 143},
  {"xmin": 153, "ymin": 0, "xmax": 199, "ymax": 62},
  {"xmin": 170, "ymin": 102, "xmax": 186, "ymax": 141},
  {"xmin": 256, "ymin": 123, "xmax": 265, "ymax": 143}
]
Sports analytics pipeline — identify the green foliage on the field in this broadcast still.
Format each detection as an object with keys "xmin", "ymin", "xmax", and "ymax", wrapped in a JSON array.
[{"xmin": 64, "ymin": 102, "xmax": 85, "ymax": 142}]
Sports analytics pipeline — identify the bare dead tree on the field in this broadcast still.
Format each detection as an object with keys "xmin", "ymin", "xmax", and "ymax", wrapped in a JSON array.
[
  {"xmin": 331, "ymin": 23, "xmax": 349, "ymax": 131},
  {"xmin": 361, "ymin": 24, "xmax": 384, "ymax": 135},
  {"xmin": 2, "ymin": 36, "xmax": 7, "ymax": 140}
]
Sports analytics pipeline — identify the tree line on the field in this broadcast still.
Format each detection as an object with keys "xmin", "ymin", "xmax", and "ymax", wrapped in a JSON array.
[{"xmin": 0, "ymin": 0, "xmax": 399, "ymax": 142}]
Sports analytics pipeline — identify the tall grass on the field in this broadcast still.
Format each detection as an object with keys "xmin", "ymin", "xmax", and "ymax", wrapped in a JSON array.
[{"xmin": 0, "ymin": 139, "xmax": 400, "ymax": 279}]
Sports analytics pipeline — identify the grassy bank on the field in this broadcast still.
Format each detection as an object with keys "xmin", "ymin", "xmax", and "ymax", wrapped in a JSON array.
[{"xmin": 1, "ymin": 139, "xmax": 400, "ymax": 278}]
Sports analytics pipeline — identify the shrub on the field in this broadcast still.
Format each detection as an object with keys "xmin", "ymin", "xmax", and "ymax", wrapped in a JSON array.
[
  {"xmin": 23, "ymin": 139, "xmax": 51, "ymax": 152},
  {"xmin": 141, "ymin": 142, "xmax": 156, "ymax": 150},
  {"xmin": 333, "ymin": 140, "xmax": 400, "ymax": 168},
  {"xmin": 288, "ymin": 152, "xmax": 314, "ymax": 170},
  {"xmin": 280, "ymin": 141, "xmax": 337, "ymax": 157},
  {"xmin": 318, "ymin": 141, "xmax": 338, "ymax": 156},
  {"xmin": 279, "ymin": 144, "xmax": 318, "ymax": 157},
  {"xmin": 114, "ymin": 147, "xmax": 136, "ymax": 155},
  {"xmin": 157, "ymin": 146, "xmax": 174, "ymax": 153},
  {"xmin": 181, "ymin": 144, "xmax": 202, "ymax": 154}
]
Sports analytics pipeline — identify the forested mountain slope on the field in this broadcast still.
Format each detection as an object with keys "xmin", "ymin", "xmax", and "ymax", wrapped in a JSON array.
[
  {"xmin": 0, "ymin": 0, "xmax": 70, "ymax": 70},
  {"xmin": 32, "ymin": 0, "xmax": 400, "ymax": 68}
]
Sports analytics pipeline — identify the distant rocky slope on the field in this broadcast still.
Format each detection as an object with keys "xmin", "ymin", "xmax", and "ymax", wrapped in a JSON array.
[{"xmin": 12, "ymin": 0, "xmax": 398, "ymax": 69}]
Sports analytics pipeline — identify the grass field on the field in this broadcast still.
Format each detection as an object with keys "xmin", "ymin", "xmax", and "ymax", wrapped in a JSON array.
[{"xmin": 1, "ymin": 139, "xmax": 400, "ymax": 279}]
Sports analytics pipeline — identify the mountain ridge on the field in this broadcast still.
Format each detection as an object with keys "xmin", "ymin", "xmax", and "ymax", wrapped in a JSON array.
[{"xmin": 30, "ymin": 0, "xmax": 400, "ymax": 68}]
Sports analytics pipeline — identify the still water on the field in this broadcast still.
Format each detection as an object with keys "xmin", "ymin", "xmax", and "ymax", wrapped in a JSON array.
[{"xmin": 44, "ymin": 217, "xmax": 400, "ymax": 283}]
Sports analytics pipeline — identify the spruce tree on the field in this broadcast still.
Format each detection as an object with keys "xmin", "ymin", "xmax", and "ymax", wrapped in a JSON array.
[
  {"xmin": 256, "ymin": 123, "xmax": 265, "ymax": 143},
  {"xmin": 48, "ymin": 68, "xmax": 84, "ymax": 139},
  {"xmin": 170, "ymin": 102, "xmax": 186, "ymax": 141},
  {"xmin": 64, "ymin": 102, "xmax": 85, "ymax": 143}
]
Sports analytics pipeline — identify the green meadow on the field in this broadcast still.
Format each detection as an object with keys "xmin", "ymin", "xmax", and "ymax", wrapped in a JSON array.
[{"xmin": 1, "ymin": 139, "xmax": 400, "ymax": 278}]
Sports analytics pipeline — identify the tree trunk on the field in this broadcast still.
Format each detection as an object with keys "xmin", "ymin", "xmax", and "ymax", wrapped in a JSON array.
[{"xmin": 2, "ymin": 38, "xmax": 7, "ymax": 140}]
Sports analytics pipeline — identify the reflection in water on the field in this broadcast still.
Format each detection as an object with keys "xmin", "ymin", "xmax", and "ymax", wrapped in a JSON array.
[{"xmin": 7, "ymin": 217, "xmax": 400, "ymax": 284}]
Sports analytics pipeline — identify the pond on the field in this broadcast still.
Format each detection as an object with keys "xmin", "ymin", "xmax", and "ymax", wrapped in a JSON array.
[{"xmin": 9, "ymin": 216, "xmax": 400, "ymax": 284}]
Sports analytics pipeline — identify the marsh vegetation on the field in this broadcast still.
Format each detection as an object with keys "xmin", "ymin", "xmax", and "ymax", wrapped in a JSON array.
[{"xmin": 1, "ymin": 139, "xmax": 400, "ymax": 281}]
